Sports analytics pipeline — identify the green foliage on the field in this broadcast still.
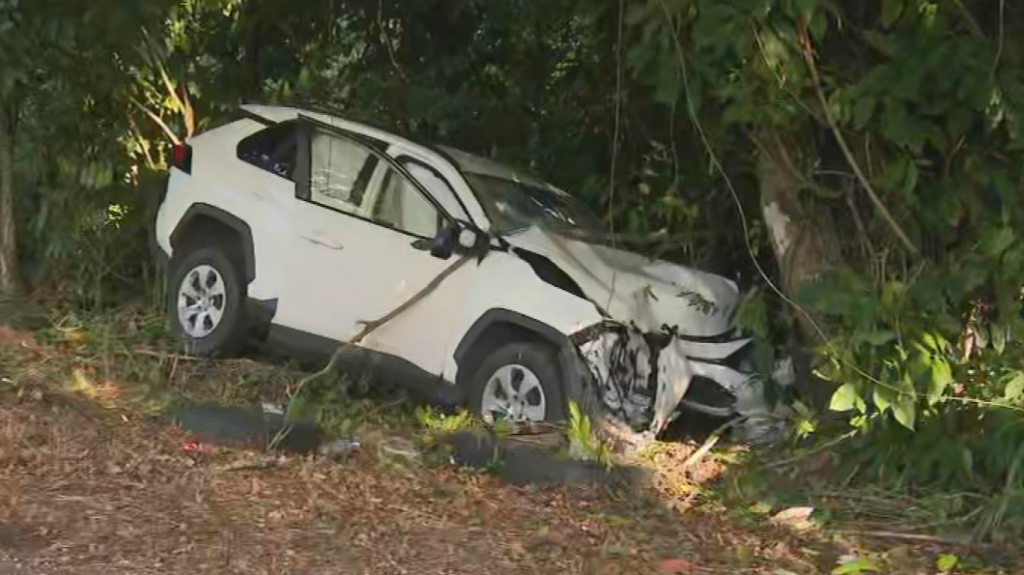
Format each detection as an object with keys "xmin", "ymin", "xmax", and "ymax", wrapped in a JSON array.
[
  {"xmin": 832, "ymin": 556, "xmax": 881, "ymax": 575},
  {"xmin": 937, "ymin": 553, "xmax": 959, "ymax": 573},
  {"xmin": 415, "ymin": 406, "xmax": 479, "ymax": 433},
  {"xmin": 566, "ymin": 400, "xmax": 613, "ymax": 465},
  {"xmin": 3, "ymin": 0, "xmax": 1024, "ymax": 542},
  {"xmin": 616, "ymin": 0, "xmax": 1024, "ymax": 540}
]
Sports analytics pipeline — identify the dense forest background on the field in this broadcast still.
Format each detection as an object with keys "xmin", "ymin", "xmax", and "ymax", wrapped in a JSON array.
[{"xmin": 3, "ymin": 0, "xmax": 1024, "ymax": 540}]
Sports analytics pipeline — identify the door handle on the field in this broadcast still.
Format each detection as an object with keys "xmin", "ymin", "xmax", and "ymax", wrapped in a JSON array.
[{"xmin": 301, "ymin": 231, "xmax": 344, "ymax": 250}]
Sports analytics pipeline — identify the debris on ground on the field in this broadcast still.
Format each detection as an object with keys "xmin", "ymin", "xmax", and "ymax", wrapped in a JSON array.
[
  {"xmin": 0, "ymin": 321, "xmax": 1014, "ymax": 575},
  {"xmin": 172, "ymin": 403, "xmax": 324, "ymax": 454},
  {"xmin": 318, "ymin": 438, "xmax": 361, "ymax": 462}
]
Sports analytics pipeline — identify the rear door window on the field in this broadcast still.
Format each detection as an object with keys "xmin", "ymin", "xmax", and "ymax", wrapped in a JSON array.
[
  {"xmin": 236, "ymin": 121, "xmax": 298, "ymax": 180},
  {"xmin": 308, "ymin": 129, "xmax": 378, "ymax": 215}
]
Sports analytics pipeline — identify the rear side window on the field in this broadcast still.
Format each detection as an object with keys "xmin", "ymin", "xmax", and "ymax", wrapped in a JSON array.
[{"xmin": 237, "ymin": 121, "xmax": 297, "ymax": 180}]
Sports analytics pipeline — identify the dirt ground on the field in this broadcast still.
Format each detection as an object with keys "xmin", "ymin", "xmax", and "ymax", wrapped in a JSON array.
[
  {"xmin": 0, "ymin": 392, "xmax": 842, "ymax": 575},
  {"xmin": 0, "ymin": 320, "xmax": 1009, "ymax": 575}
]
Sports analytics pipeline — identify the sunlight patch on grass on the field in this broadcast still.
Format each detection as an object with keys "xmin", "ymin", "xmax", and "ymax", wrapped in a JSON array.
[{"xmin": 67, "ymin": 368, "xmax": 121, "ymax": 404}]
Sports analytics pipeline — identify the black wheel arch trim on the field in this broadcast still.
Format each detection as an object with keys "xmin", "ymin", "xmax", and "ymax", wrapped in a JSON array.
[
  {"xmin": 452, "ymin": 308, "xmax": 596, "ymax": 423},
  {"xmin": 453, "ymin": 309, "xmax": 569, "ymax": 365},
  {"xmin": 170, "ymin": 203, "xmax": 257, "ymax": 284}
]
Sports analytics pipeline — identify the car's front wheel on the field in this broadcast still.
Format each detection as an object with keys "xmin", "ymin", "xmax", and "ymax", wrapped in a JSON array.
[
  {"xmin": 468, "ymin": 341, "xmax": 566, "ymax": 424},
  {"xmin": 167, "ymin": 245, "xmax": 246, "ymax": 357}
]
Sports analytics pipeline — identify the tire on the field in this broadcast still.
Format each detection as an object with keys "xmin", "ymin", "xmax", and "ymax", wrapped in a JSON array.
[
  {"xmin": 166, "ymin": 243, "xmax": 247, "ymax": 357},
  {"xmin": 468, "ymin": 341, "xmax": 566, "ymax": 424}
]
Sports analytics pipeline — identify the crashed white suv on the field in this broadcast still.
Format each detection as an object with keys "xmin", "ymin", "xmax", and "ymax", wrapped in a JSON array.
[{"xmin": 154, "ymin": 104, "xmax": 759, "ymax": 435}]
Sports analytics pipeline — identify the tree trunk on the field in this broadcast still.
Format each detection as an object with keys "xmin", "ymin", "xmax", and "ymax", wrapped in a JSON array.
[
  {"xmin": 0, "ymin": 104, "xmax": 20, "ymax": 295},
  {"xmin": 756, "ymin": 129, "xmax": 840, "ymax": 409},
  {"xmin": 240, "ymin": 0, "xmax": 265, "ymax": 100}
]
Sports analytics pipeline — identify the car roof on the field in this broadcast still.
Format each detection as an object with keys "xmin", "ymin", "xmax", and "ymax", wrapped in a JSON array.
[{"xmin": 240, "ymin": 104, "xmax": 551, "ymax": 189}]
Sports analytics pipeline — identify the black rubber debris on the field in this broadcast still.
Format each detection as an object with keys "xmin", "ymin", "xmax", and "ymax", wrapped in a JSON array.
[
  {"xmin": 443, "ymin": 430, "xmax": 649, "ymax": 490},
  {"xmin": 170, "ymin": 403, "xmax": 323, "ymax": 454}
]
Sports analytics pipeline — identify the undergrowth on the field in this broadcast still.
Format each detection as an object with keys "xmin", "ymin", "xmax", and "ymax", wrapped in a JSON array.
[{"xmin": 5, "ymin": 296, "xmax": 1024, "ymax": 550}]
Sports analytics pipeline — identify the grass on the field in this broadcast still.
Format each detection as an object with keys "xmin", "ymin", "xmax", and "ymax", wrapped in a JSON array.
[{"xmin": 0, "ymin": 306, "xmax": 1021, "ymax": 574}]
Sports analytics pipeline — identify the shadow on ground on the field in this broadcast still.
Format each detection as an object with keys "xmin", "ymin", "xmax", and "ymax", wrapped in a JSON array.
[{"xmin": 0, "ymin": 314, "xmax": 1016, "ymax": 574}]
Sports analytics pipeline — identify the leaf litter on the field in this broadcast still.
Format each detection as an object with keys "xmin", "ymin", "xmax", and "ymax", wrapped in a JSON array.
[{"xmin": 0, "ymin": 321, "xmax": 1005, "ymax": 575}]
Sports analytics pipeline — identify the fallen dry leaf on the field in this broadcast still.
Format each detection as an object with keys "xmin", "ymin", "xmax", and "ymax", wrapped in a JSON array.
[{"xmin": 658, "ymin": 556, "xmax": 697, "ymax": 573}]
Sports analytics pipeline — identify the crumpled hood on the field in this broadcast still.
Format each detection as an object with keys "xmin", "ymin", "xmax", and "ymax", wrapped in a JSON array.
[{"xmin": 505, "ymin": 226, "xmax": 741, "ymax": 337}]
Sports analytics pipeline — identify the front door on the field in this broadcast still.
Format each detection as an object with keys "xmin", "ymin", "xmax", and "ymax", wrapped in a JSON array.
[{"xmin": 274, "ymin": 118, "xmax": 465, "ymax": 375}]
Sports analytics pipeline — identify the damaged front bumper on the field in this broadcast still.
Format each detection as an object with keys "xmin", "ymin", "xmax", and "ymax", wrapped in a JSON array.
[{"xmin": 570, "ymin": 322, "xmax": 765, "ymax": 437}]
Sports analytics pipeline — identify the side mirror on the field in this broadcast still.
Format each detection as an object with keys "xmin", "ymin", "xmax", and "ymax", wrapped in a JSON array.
[
  {"xmin": 430, "ymin": 226, "xmax": 456, "ymax": 260},
  {"xmin": 428, "ymin": 222, "xmax": 486, "ymax": 260}
]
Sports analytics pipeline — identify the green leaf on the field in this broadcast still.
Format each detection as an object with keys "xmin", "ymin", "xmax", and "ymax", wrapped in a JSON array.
[
  {"xmin": 852, "ymin": 95, "xmax": 875, "ymax": 129},
  {"xmin": 921, "ymin": 332, "xmax": 947, "ymax": 353},
  {"xmin": 992, "ymin": 323, "xmax": 1007, "ymax": 355},
  {"xmin": 569, "ymin": 400, "xmax": 582, "ymax": 426},
  {"xmin": 893, "ymin": 394, "xmax": 916, "ymax": 430},
  {"xmin": 792, "ymin": 0, "xmax": 817, "ymax": 19},
  {"xmin": 859, "ymin": 329, "xmax": 896, "ymax": 346},
  {"xmin": 980, "ymin": 226, "xmax": 1015, "ymax": 257},
  {"xmin": 809, "ymin": 9, "xmax": 827, "ymax": 41},
  {"xmin": 936, "ymin": 553, "xmax": 958, "ymax": 573},
  {"xmin": 833, "ymin": 556, "xmax": 880, "ymax": 574},
  {"xmin": 880, "ymin": 0, "xmax": 904, "ymax": 27},
  {"xmin": 902, "ymin": 161, "xmax": 919, "ymax": 195},
  {"xmin": 883, "ymin": 103, "xmax": 926, "ymax": 151},
  {"xmin": 928, "ymin": 358, "xmax": 953, "ymax": 405},
  {"xmin": 873, "ymin": 385, "xmax": 894, "ymax": 413},
  {"xmin": 881, "ymin": 156, "xmax": 907, "ymax": 192},
  {"xmin": 830, "ymin": 383, "xmax": 859, "ymax": 412},
  {"xmin": 862, "ymin": 30, "xmax": 895, "ymax": 57},
  {"xmin": 1003, "ymin": 372, "xmax": 1024, "ymax": 402}
]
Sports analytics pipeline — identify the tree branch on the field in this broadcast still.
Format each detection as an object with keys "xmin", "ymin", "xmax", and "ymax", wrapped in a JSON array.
[
  {"xmin": 129, "ymin": 97, "xmax": 181, "ymax": 146},
  {"xmin": 377, "ymin": 0, "xmax": 408, "ymax": 83},
  {"xmin": 991, "ymin": 0, "xmax": 1005, "ymax": 81},
  {"xmin": 157, "ymin": 62, "xmax": 194, "ymax": 139},
  {"xmin": 846, "ymin": 185, "xmax": 875, "ymax": 260},
  {"xmin": 797, "ymin": 21, "xmax": 919, "ymax": 256},
  {"xmin": 268, "ymin": 253, "xmax": 475, "ymax": 449},
  {"xmin": 293, "ymin": 252, "xmax": 474, "ymax": 398},
  {"xmin": 127, "ymin": 115, "xmax": 158, "ymax": 171},
  {"xmin": 950, "ymin": 0, "xmax": 985, "ymax": 39}
]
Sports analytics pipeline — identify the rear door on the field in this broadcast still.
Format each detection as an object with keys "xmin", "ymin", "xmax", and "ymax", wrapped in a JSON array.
[{"xmin": 273, "ymin": 117, "xmax": 470, "ymax": 374}]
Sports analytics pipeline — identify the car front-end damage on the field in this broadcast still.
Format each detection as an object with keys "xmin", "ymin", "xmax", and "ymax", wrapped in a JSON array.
[
  {"xmin": 504, "ymin": 226, "xmax": 789, "ymax": 441},
  {"xmin": 452, "ymin": 158, "xmax": 786, "ymax": 439},
  {"xmin": 569, "ymin": 321, "xmax": 762, "ymax": 436}
]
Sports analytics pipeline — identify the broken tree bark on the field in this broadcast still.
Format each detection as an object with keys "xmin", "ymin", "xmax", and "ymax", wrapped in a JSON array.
[
  {"xmin": 0, "ymin": 103, "xmax": 20, "ymax": 295},
  {"xmin": 757, "ymin": 129, "xmax": 841, "ymax": 409}
]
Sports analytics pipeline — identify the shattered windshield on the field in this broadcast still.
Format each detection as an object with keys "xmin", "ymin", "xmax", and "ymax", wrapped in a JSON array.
[{"xmin": 464, "ymin": 172, "xmax": 605, "ymax": 236}]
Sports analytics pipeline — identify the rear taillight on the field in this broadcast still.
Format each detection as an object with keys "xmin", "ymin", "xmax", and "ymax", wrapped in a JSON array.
[{"xmin": 171, "ymin": 143, "xmax": 192, "ymax": 174}]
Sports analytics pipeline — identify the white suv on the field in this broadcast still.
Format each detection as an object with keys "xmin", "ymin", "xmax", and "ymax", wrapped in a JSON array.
[{"xmin": 154, "ymin": 104, "xmax": 760, "ymax": 435}]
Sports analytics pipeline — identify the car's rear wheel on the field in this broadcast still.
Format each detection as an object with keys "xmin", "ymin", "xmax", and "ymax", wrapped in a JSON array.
[
  {"xmin": 167, "ymin": 245, "xmax": 246, "ymax": 357},
  {"xmin": 468, "ymin": 341, "xmax": 566, "ymax": 424}
]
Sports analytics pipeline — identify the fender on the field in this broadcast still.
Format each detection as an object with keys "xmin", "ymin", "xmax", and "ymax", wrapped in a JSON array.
[
  {"xmin": 170, "ymin": 203, "xmax": 257, "ymax": 284},
  {"xmin": 453, "ymin": 308, "xmax": 597, "ymax": 421},
  {"xmin": 454, "ymin": 309, "xmax": 575, "ymax": 362}
]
